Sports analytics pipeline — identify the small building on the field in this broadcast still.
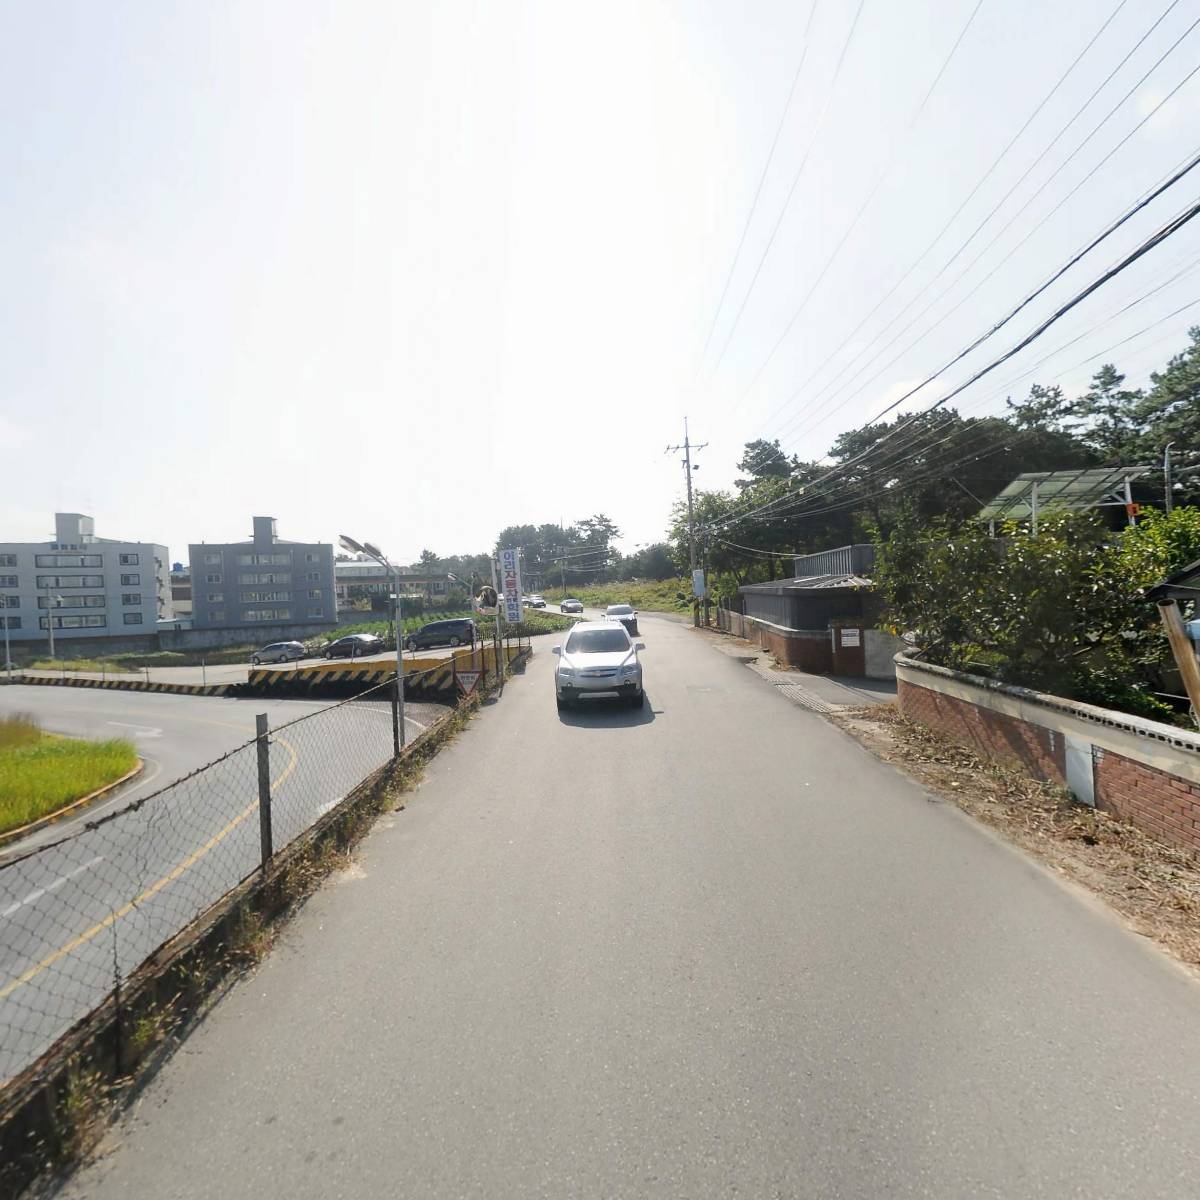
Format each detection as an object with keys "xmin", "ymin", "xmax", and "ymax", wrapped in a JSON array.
[
  {"xmin": 0, "ymin": 513, "xmax": 171, "ymax": 648},
  {"xmin": 169, "ymin": 564, "xmax": 193, "ymax": 617},
  {"xmin": 726, "ymin": 544, "xmax": 903, "ymax": 679},
  {"xmin": 334, "ymin": 560, "xmax": 452, "ymax": 610},
  {"xmin": 189, "ymin": 517, "xmax": 335, "ymax": 630}
]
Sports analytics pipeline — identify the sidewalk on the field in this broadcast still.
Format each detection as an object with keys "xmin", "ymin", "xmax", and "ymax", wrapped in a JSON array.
[{"xmin": 698, "ymin": 627, "xmax": 897, "ymax": 713}]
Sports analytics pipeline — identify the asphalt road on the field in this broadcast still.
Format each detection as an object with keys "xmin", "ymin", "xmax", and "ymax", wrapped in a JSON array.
[
  {"xmin": 59, "ymin": 614, "xmax": 1200, "ymax": 1197},
  {"xmin": 0, "ymin": 686, "xmax": 445, "ymax": 1083}
]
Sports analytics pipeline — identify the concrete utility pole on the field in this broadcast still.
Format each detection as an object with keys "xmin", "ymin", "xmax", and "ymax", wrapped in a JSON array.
[{"xmin": 667, "ymin": 418, "xmax": 707, "ymax": 627}]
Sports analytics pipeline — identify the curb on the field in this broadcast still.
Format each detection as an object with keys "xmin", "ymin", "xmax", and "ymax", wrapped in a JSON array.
[{"xmin": 0, "ymin": 760, "xmax": 145, "ymax": 849}]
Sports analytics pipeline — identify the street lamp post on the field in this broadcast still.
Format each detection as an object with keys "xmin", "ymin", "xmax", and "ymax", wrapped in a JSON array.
[
  {"xmin": 2, "ymin": 612, "xmax": 12, "ymax": 678},
  {"xmin": 44, "ymin": 585, "xmax": 63, "ymax": 659},
  {"xmin": 340, "ymin": 534, "xmax": 405, "ymax": 749}
]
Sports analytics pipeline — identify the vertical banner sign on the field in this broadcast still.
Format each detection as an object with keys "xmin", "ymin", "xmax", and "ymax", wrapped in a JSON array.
[{"xmin": 501, "ymin": 547, "xmax": 523, "ymax": 624}]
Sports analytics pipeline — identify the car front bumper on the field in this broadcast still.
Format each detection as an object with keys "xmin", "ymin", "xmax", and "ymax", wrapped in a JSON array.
[{"xmin": 557, "ymin": 674, "xmax": 642, "ymax": 699}]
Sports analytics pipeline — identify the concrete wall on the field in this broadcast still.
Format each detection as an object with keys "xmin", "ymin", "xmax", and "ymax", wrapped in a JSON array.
[
  {"xmin": 864, "ymin": 629, "xmax": 905, "ymax": 679},
  {"xmin": 716, "ymin": 609, "xmax": 832, "ymax": 671},
  {"xmin": 896, "ymin": 654, "xmax": 1200, "ymax": 857}
]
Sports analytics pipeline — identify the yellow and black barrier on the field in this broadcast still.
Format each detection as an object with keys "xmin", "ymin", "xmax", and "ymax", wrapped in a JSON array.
[
  {"xmin": 9, "ymin": 675, "xmax": 232, "ymax": 697},
  {"xmin": 239, "ymin": 643, "xmax": 526, "ymax": 700}
]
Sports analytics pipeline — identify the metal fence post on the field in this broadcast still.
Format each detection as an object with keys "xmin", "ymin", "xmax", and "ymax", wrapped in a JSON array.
[
  {"xmin": 391, "ymin": 677, "xmax": 401, "ymax": 758},
  {"xmin": 255, "ymin": 713, "xmax": 273, "ymax": 869}
]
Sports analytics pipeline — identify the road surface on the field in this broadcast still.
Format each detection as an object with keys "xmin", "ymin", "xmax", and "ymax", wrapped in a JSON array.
[
  {"xmin": 58, "ymin": 614, "xmax": 1200, "ymax": 1196},
  {"xmin": 0, "ymin": 686, "xmax": 446, "ymax": 1083}
]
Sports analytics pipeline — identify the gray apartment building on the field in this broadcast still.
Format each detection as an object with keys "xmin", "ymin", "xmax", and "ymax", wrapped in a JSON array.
[
  {"xmin": 189, "ymin": 517, "xmax": 335, "ymax": 630},
  {"xmin": 0, "ymin": 513, "xmax": 171, "ymax": 644}
]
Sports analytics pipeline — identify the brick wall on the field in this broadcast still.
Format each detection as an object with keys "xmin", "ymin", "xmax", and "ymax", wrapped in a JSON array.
[
  {"xmin": 898, "ymin": 679, "xmax": 1066, "ymax": 787},
  {"xmin": 760, "ymin": 626, "xmax": 832, "ymax": 672},
  {"xmin": 898, "ymin": 662, "xmax": 1200, "ymax": 858},
  {"xmin": 1094, "ymin": 750, "xmax": 1200, "ymax": 855}
]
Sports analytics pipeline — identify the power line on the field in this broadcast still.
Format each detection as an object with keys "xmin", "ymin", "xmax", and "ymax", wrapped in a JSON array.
[
  {"xmin": 706, "ymin": 0, "xmax": 868, "ymax": 378},
  {"xmin": 692, "ymin": 1, "xmax": 819, "ymax": 373},
  {"xmin": 726, "ymin": 0, "xmax": 988, "ymax": 412},
  {"xmin": 770, "ymin": 18, "xmax": 1200, "ymax": 450},
  {"xmin": 747, "ymin": 0, "xmax": 1139, "ymax": 437},
  {"xmin": 705, "ymin": 195, "xmax": 1200, "ymax": 532}
]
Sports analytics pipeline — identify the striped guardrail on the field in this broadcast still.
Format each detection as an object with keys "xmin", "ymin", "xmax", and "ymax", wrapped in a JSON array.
[{"xmin": 8, "ymin": 675, "xmax": 231, "ymax": 697}]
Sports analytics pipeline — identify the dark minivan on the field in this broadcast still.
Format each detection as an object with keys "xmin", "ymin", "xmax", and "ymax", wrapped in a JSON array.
[{"xmin": 406, "ymin": 618, "xmax": 478, "ymax": 651}]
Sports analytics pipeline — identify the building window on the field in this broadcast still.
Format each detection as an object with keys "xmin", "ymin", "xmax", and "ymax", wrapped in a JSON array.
[
  {"xmin": 203, "ymin": 553, "xmax": 221, "ymax": 565},
  {"xmin": 0, "ymin": 616, "xmax": 21, "ymax": 629},
  {"xmin": 40, "ymin": 614, "xmax": 106, "ymax": 629},
  {"xmin": 36, "ymin": 575, "xmax": 104, "ymax": 589},
  {"xmin": 122, "ymin": 593, "xmax": 141, "ymax": 606},
  {"xmin": 38, "ymin": 594, "xmax": 105, "ymax": 609},
  {"xmin": 123, "ymin": 612, "xmax": 143, "ymax": 625},
  {"xmin": 209, "ymin": 609, "xmax": 226, "ymax": 624},
  {"xmin": 119, "ymin": 552, "xmax": 140, "ymax": 566},
  {"xmin": 205, "ymin": 573, "xmax": 221, "ymax": 584},
  {"xmin": 0, "ymin": 575, "xmax": 17, "ymax": 588},
  {"xmin": 307, "ymin": 589, "xmax": 322, "ymax": 600},
  {"xmin": 35, "ymin": 554, "xmax": 102, "ymax": 568},
  {"xmin": 244, "ymin": 608, "xmax": 290, "ymax": 622},
  {"xmin": 0, "ymin": 554, "xmax": 16, "ymax": 567},
  {"xmin": 120, "ymin": 573, "xmax": 140, "ymax": 586},
  {"xmin": 0, "ymin": 596, "xmax": 18, "ymax": 609},
  {"xmin": 237, "ymin": 553, "xmax": 290, "ymax": 566},
  {"xmin": 307, "ymin": 572, "xmax": 321, "ymax": 582},
  {"xmin": 241, "ymin": 590, "xmax": 290, "ymax": 603},
  {"xmin": 432, "ymin": 581, "xmax": 447, "ymax": 594},
  {"xmin": 240, "ymin": 573, "xmax": 288, "ymax": 585},
  {"xmin": 208, "ymin": 592, "xmax": 224, "ymax": 603},
  {"xmin": 305, "ymin": 553, "xmax": 317, "ymax": 563},
  {"xmin": 308, "ymin": 606, "xmax": 323, "ymax": 617}
]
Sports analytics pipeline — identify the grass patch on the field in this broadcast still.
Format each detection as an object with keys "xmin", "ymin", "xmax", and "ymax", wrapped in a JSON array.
[
  {"xmin": 0, "ymin": 716, "xmax": 138, "ymax": 834},
  {"xmin": 27, "ymin": 658, "xmax": 133, "ymax": 674},
  {"xmin": 540, "ymin": 580, "xmax": 693, "ymax": 612}
]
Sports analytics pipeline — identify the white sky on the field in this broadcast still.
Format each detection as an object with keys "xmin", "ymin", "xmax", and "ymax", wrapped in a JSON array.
[{"xmin": 2, "ymin": 1, "xmax": 1198, "ymax": 564}]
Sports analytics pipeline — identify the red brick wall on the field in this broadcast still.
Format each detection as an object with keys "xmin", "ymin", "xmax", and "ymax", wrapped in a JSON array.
[
  {"xmin": 898, "ymin": 679, "xmax": 1066, "ymax": 787},
  {"xmin": 899, "ymin": 675, "xmax": 1200, "ymax": 857},
  {"xmin": 761, "ymin": 626, "xmax": 832, "ymax": 672},
  {"xmin": 1094, "ymin": 751, "xmax": 1200, "ymax": 856}
]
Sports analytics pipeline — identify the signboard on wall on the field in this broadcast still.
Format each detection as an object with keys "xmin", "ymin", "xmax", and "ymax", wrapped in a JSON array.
[
  {"xmin": 839, "ymin": 627, "xmax": 861, "ymax": 647},
  {"xmin": 500, "ymin": 548, "xmax": 523, "ymax": 624}
]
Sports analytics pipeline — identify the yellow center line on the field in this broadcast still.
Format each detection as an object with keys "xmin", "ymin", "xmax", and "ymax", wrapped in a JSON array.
[{"xmin": 0, "ymin": 733, "xmax": 299, "ymax": 1002}]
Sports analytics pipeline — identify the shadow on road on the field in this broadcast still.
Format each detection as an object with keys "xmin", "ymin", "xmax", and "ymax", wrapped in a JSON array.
[{"xmin": 557, "ymin": 693, "xmax": 657, "ymax": 727}]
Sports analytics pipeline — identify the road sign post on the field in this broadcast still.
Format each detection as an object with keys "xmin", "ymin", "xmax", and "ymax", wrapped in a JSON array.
[{"xmin": 255, "ymin": 714, "xmax": 273, "ymax": 870}]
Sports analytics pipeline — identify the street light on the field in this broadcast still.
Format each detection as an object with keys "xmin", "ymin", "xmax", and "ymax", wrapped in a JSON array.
[
  {"xmin": 44, "ymin": 586, "xmax": 64, "ymax": 659},
  {"xmin": 339, "ymin": 534, "xmax": 405, "ymax": 748}
]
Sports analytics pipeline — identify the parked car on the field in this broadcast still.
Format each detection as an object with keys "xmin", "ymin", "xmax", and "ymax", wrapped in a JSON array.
[
  {"xmin": 527, "ymin": 594, "xmax": 547, "ymax": 609},
  {"xmin": 560, "ymin": 597, "xmax": 584, "ymax": 613},
  {"xmin": 406, "ymin": 617, "xmax": 478, "ymax": 651},
  {"xmin": 324, "ymin": 633, "xmax": 385, "ymax": 659},
  {"xmin": 250, "ymin": 641, "xmax": 305, "ymax": 666},
  {"xmin": 553, "ymin": 621, "xmax": 645, "ymax": 709},
  {"xmin": 603, "ymin": 604, "xmax": 639, "ymax": 636}
]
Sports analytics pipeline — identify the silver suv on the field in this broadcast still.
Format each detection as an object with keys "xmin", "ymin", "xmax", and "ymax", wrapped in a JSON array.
[{"xmin": 553, "ymin": 621, "xmax": 645, "ymax": 710}]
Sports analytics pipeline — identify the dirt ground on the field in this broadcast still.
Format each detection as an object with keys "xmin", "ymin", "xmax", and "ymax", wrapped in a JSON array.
[{"xmin": 833, "ymin": 702, "xmax": 1200, "ymax": 973}]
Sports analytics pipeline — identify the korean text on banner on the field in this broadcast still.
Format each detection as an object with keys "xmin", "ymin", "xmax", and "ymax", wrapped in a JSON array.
[{"xmin": 501, "ymin": 547, "xmax": 523, "ymax": 624}]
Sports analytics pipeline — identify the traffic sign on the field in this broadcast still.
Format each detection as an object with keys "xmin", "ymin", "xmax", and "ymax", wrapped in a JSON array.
[{"xmin": 456, "ymin": 670, "xmax": 482, "ymax": 697}]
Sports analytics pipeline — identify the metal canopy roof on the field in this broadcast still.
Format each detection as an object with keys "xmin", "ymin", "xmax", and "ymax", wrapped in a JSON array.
[{"xmin": 977, "ymin": 467, "xmax": 1150, "ymax": 521}]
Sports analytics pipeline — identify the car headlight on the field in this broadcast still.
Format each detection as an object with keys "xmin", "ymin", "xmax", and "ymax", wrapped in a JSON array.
[
  {"xmin": 558, "ymin": 666, "xmax": 575, "ymax": 677},
  {"xmin": 620, "ymin": 662, "xmax": 639, "ymax": 676}
]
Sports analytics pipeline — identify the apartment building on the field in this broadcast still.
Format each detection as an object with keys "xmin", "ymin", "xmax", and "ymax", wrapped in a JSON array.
[
  {"xmin": 189, "ymin": 516, "xmax": 335, "ymax": 629},
  {"xmin": 0, "ymin": 513, "xmax": 171, "ymax": 643}
]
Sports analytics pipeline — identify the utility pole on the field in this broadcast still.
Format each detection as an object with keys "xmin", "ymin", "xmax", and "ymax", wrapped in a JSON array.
[
  {"xmin": 1164, "ymin": 442, "xmax": 1175, "ymax": 514},
  {"xmin": 666, "ymin": 418, "xmax": 707, "ymax": 627}
]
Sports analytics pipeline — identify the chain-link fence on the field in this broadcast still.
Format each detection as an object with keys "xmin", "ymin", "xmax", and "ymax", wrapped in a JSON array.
[{"xmin": 0, "ymin": 679, "xmax": 411, "ymax": 1086}]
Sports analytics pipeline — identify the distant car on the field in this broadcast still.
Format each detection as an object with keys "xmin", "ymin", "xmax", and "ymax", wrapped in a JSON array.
[
  {"xmin": 251, "ymin": 641, "xmax": 305, "ymax": 666},
  {"xmin": 527, "ymin": 594, "xmax": 547, "ymax": 609},
  {"xmin": 406, "ymin": 618, "xmax": 478, "ymax": 651},
  {"xmin": 560, "ymin": 598, "xmax": 584, "ymax": 613},
  {"xmin": 553, "ymin": 621, "xmax": 645, "ymax": 709},
  {"xmin": 603, "ymin": 604, "xmax": 639, "ymax": 637},
  {"xmin": 324, "ymin": 633, "xmax": 385, "ymax": 659}
]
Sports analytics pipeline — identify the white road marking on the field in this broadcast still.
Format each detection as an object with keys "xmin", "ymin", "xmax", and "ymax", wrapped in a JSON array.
[
  {"xmin": 1, "ymin": 856, "xmax": 105, "ymax": 918},
  {"xmin": 105, "ymin": 721, "xmax": 163, "ymax": 739}
]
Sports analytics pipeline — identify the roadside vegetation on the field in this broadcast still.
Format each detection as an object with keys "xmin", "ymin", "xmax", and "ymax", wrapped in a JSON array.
[
  {"xmin": 27, "ymin": 658, "xmax": 133, "ymax": 673},
  {"xmin": 541, "ymin": 581, "xmax": 692, "ymax": 612},
  {"xmin": 0, "ymin": 716, "xmax": 137, "ymax": 834}
]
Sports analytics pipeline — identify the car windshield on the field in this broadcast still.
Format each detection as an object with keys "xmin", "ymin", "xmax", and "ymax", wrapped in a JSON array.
[
  {"xmin": 607, "ymin": 605, "xmax": 634, "ymax": 615},
  {"xmin": 566, "ymin": 628, "xmax": 631, "ymax": 654}
]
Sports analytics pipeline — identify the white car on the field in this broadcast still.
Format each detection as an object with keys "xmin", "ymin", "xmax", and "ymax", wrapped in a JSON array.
[{"xmin": 553, "ymin": 621, "xmax": 645, "ymax": 710}]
